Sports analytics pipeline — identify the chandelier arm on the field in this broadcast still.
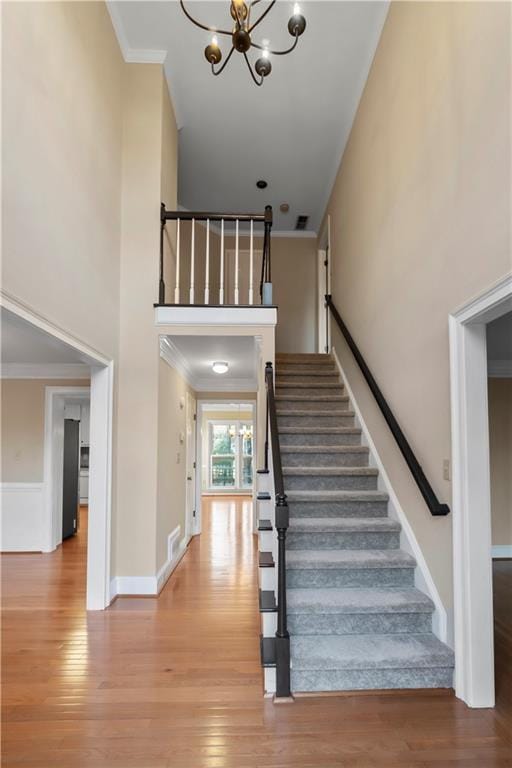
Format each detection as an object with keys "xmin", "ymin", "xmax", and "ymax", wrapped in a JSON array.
[
  {"xmin": 243, "ymin": 51, "xmax": 264, "ymax": 86},
  {"xmin": 251, "ymin": 31, "xmax": 299, "ymax": 56},
  {"xmin": 211, "ymin": 46, "xmax": 236, "ymax": 76},
  {"xmin": 179, "ymin": 0, "xmax": 232, "ymax": 36},
  {"xmin": 248, "ymin": 0, "xmax": 277, "ymax": 33}
]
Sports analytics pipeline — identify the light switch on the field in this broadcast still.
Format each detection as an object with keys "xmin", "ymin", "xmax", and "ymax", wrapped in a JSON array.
[
  {"xmin": 176, "ymin": 451, "xmax": 181, "ymax": 464},
  {"xmin": 179, "ymin": 431, "xmax": 185, "ymax": 444},
  {"xmin": 443, "ymin": 459, "xmax": 451, "ymax": 481}
]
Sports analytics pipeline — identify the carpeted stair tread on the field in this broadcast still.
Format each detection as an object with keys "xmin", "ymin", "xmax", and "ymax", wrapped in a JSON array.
[
  {"xmin": 287, "ymin": 587, "xmax": 434, "ymax": 615},
  {"xmin": 287, "ymin": 549, "xmax": 415, "ymax": 570},
  {"xmin": 283, "ymin": 466, "xmax": 378, "ymax": 477},
  {"xmin": 275, "ymin": 395, "xmax": 349, "ymax": 402},
  {"xmin": 279, "ymin": 427, "xmax": 361, "ymax": 435},
  {"xmin": 287, "ymin": 490, "xmax": 389, "ymax": 502},
  {"xmin": 281, "ymin": 445, "xmax": 369, "ymax": 454},
  {"xmin": 290, "ymin": 633, "xmax": 454, "ymax": 671},
  {"xmin": 277, "ymin": 409, "xmax": 355, "ymax": 417},
  {"xmin": 276, "ymin": 382, "xmax": 343, "ymax": 389},
  {"xmin": 289, "ymin": 518, "xmax": 400, "ymax": 533}
]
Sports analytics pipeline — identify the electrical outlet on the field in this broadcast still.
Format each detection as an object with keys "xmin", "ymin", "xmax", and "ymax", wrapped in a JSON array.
[{"xmin": 443, "ymin": 459, "xmax": 451, "ymax": 481}]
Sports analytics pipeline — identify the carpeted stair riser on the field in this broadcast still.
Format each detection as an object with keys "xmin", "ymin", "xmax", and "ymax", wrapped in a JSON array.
[
  {"xmin": 276, "ymin": 397, "xmax": 350, "ymax": 412},
  {"xmin": 283, "ymin": 472, "xmax": 378, "ymax": 492},
  {"xmin": 281, "ymin": 448, "xmax": 369, "ymax": 467},
  {"xmin": 279, "ymin": 429, "xmax": 362, "ymax": 447},
  {"xmin": 276, "ymin": 360, "xmax": 339, "ymax": 376},
  {"xmin": 276, "ymin": 384, "xmax": 344, "ymax": 397},
  {"xmin": 287, "ymin": 530, "xmax": 400, "ymax": 550},
  {"xmin": 288, "ymin": 499, "xmax": 389, "ymax": 518},
  {"xmin": 291, "ymin": 667, "xmax": 454, "ymax": 691},
  {"xmin": 277, "ymin": 374, "xmax": 341, "ymax": 385},
  {"xmin": 278, "ymin": 413, "xmax": 355, "ymax": 428},
  {"xmin": 287, "ymin": 566, "xmax": 415, "ymax": 589},
  {"xmin": 288, "ymin": 612, "xmax": 433, "ymax": 636}
]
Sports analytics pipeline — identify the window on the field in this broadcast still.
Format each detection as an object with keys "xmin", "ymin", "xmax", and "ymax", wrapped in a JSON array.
[{"xmin": 208, "ymin": 420, "xmax": 254, "ymax": 490}]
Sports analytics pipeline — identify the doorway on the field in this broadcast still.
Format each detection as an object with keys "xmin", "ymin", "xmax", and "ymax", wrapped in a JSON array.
[
  {"xmin": 0, "ymin": 298, "xmax": 114, "ymax": 611},
  {"xmin": 317, "ymin": 215, "xmax": 331, "ymax": 353},
  {"xmin": 195, "ymin": 400, "xmax": 256, "ymax": 534},
  {"xmin": 449, "ymin": 274, "xmax": 512, "ymax": 707}
]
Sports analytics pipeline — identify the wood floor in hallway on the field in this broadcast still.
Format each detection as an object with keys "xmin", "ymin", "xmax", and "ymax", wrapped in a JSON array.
[{"xmin": 2, "ymin": 497, "xmax": 511, "ymax": 767}]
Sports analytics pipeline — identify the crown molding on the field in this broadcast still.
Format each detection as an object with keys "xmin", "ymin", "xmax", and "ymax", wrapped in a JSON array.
[
  {"xmin": 159, "ymin": 337, "xmax": 256, "ymax": 392},
  {"xmin": 125, "ymin": 49, "xmax": 167, "ymax": 65},
  {"xmin": 107, "ymin": 2, "xmax": 167, "ymax": 64},
  {"xmin": 488, "ymin": 359, "xmax": 512, "ymax": 378},
  {"xmin": 1, "ymin": 363, "xmax": 90, "ymax": 380}
]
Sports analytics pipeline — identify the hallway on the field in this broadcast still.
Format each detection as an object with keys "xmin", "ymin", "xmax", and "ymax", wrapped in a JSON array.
[{"xmin": 2, "ymin": 498, "xmax": 511, "ymax": 767}]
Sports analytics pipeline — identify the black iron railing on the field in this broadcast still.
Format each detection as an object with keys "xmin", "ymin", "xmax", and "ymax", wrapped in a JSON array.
[
  {"xmin": 158, "ymin": 204, "xmax": 273, "ymax": 306},
  {"xmin": 325, "ymin": 295, "xmax": 450, "ymax": 516},
  {"xmin": 265, "ymin": 361, "xmax": 291, "ymax": 698}
]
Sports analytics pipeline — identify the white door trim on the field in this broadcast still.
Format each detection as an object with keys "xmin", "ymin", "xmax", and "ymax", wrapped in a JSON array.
[
  {"xmin": 317, "ymin": 215, "xmax": 331, "ymax": 353},
  {"xmin": 1, "ymin": 291, "xmax": 114, "ymax": 611},
  {"xmin": 449, "ymin": 272, "xmax": 512, "ymax": 708}
]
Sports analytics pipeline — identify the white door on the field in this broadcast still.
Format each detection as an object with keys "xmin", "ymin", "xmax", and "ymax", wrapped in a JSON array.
[{"xmin": 185, "ymin": 391, "xmax": 197, "ymax": 538}]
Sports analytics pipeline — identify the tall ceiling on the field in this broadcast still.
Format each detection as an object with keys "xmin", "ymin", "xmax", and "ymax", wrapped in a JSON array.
[{"xmin": 108, "ymin": 1, "xmax": 388, "ymax": 233}]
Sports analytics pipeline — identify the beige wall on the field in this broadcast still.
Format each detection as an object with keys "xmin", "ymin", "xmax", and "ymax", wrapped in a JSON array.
[
  {"xmin": 272, "ymin": 238, "xmax": 317, "ymax": 353},
  {"xmin": 321, "ymin": 1, "xmax": 511, "ymax": 639},
  {"xmin": 2, "ymin": 1, "xmax": 123, "ymax": 360},
  {"xmin": 1, "ymin": 380, "xmax": 90, "ymax": 482},
  {"xmin": 2, "ymin": 3, "xmax": 185, "ymax": 583},
  {"xmin": 156, "ymin": 361, "xmax": 194, "ymax": 570},
  {"xmin": 115, "ymin": 63, "xmax": 183, "ymax": 578},
  {"xmin": 489, "ymin": 378, "xmax": 512, "ymax": 547}
]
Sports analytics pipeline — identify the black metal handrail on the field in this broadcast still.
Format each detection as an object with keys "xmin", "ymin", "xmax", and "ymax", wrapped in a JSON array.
[
  {"xmin": 158, "ymin": 204, "xmax": 272, "ymax": 306},
  {"xmin": 265, "ymin": 361, "xmax": 291, "ymax": 698},
  {"xmin": 325, "ymin": 295, "xmax": 450, "ymax": 516}
]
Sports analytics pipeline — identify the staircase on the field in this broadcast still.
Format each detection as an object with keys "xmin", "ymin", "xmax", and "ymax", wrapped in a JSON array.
[{"xmin": 265, "ymin": 352, "xmax": 454, "ymax": 694}]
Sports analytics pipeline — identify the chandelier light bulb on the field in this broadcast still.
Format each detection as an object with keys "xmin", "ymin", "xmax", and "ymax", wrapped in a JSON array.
[
  {"xmin": 262, "ymin": 47, "xmax": 269, "ymax": 60},
  {"xmin": 211, "ymin": 34, "xmax": 218, "ymax": 46},
  {"xmin": 293, "ymin": 3, "xmax": 301, "ymax": 16}
]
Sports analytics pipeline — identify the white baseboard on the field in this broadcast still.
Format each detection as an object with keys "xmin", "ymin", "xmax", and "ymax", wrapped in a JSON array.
[
  {"xmin": 331, "ymin": 346, "xmax": 449, "ymax": 644},
  {"xmin": 110, "ymin": 525, "xmax": 189, "ymax": 600},
  {"xmin": 0, "ymin": 483, "xmax": 44, "ymax": 551},
  {"xmin": 492, "ymin": 545, "xmax": 512, "ymax": 559}
]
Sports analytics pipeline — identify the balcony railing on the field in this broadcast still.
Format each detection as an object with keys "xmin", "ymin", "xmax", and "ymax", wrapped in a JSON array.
[{"xmin": 157, "ymin": 204, "xmax": 273, "ymax": 307}]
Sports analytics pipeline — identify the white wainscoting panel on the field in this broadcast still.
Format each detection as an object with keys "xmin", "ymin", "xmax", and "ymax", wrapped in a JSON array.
[{"xmin": 0, "ymin": 483, "xmax": 44, "ymax": 551}]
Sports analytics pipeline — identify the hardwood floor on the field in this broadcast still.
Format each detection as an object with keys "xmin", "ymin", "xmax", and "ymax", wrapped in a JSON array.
[{"xmin": 2, "ymin": 498, "xmax": 511, "ymax": 767}]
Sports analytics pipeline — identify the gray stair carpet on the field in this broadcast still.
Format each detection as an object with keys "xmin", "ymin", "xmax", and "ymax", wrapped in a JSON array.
[{"xmin": 275, "ymin": 353, "xmax": 454, "ymax": 693}]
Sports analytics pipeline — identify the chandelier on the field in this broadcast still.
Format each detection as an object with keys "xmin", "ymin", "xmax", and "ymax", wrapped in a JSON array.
[{"xmin": 180, "ymin": 0, "xmax": 307, "ymax": 86}]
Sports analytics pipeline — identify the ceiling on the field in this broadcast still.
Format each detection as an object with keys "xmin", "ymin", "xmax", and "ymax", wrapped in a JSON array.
[
  {"xmin": 1, "ymin": 308, "xmax": 90, "ymax": 367},
  {"xmin": 162, "ymin": 334, "xmax": 258, "ymax": 390},
  {"xmin": 108, "ymin": 1, "xmax": 389, "ymax": 233}
]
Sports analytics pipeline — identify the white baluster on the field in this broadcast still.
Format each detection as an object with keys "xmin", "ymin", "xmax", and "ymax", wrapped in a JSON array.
[
  {"xmin": 190, "ymin": 218, "xmax": 195, "ymax": 304},
  {"xmin": 235, "ymin": 219, "xmax": 239, "ymax": 305},
  {"xmin": 204, "ymin": 219, "xmax": 210, "ymax": 305},
  {"xmin": 219, "ymin": 219, "xmax": 224, "ymax": 305},
  {"xmin": 249, "ymin": 219, "xmax": 254, "ymax": 305},
  {"xmin": 174, "ymin": 218, "xmax": 181, "ymax": 304}
]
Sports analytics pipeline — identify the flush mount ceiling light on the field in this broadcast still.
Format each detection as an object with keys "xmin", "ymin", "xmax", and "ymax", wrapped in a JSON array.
[
  {"xmin": 212, "ymin": 361, "xmax": 229, "ymax": 374},
  {"xmin": 180, "ymin": 1, "xmax": 307, "ymax": 86}
]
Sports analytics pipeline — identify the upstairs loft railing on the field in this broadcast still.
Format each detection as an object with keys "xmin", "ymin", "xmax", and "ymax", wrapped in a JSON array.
[
  {"xmin": 325, "ymin": 295, "xmax": 450, "ymax": 517},
  {"xmin": 265, "ymin": 361, "xmax": 291, "ymax": 699},
  {"xmin": 157, "ymin": 204, "xmax": 273, "ymax": 306}
]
